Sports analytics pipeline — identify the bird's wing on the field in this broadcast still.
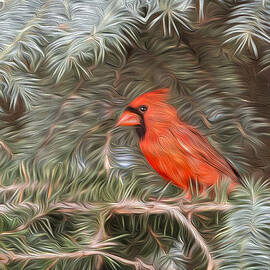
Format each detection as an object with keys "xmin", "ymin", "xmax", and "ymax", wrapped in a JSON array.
[{"xmin": 165, "ymin": 124, "xmax": 238, "ymax": 180}]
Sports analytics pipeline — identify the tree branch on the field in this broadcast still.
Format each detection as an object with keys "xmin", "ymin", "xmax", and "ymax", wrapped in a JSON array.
[
  {"xmin": 0, "ymin": 201, "xmax": 232, "ymax": 216},
  {"xmin": 0, "ymin": 249, "xmax": 155, "ymax": 270},
  {"xmin": 0, "ymin": 200, "xmax": 231, "ymax": 270},
  {"xmin": 110, "ymin": 201, "xmax": 220, "ymax": 270}
]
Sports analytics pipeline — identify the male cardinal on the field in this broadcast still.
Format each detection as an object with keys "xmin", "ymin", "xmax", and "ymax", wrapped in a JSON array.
[{"xmin": 116, "ymin": 88, "xmax": 239, "ymax": 195}]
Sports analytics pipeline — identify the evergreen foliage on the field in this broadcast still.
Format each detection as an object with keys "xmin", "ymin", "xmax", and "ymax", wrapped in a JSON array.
[{"xmin": 0, "ymin": 0, "xmax": 270, "ymax": 269}]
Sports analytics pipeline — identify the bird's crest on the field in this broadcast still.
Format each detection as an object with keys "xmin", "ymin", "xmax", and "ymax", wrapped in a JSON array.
[{"xmin": 129, "ymin": 88, "xmax": 170, "ymax": 107}]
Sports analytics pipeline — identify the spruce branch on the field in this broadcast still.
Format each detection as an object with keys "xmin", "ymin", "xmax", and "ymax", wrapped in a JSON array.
[
  {"xmin": 35, "ymin": 77, "xmax": 85, "ymax": 157},
  {"xmin": 0, "ymin": 200, "xmax": 231, "ymax": 269},
  {"xmin": 45, "ymin": 0, "xmax": 139, "ymax": 81},
  {"xmin": 0, "ymin": 4, "xmax": 44, "ymax": 60},
  {"xmin": 215, "ymin": 179, "xmax": 270, "ymax": 270},
  {"xmin": 222, "ymin": 1, "xmax": 270, "ymax": 58},
  {"xmin": 0, "ymin": 0, "xmax": 49, "ymax": 73},
  {"xmin": 259, "ymin": 48, "xmax": 270, "ymax": 72},
  {"xmin": 1, "ymin": 69, "xmax": 42, "ymax": 110},
  {"xmin": 147, "ymin": 0, "xmax": 194, "ymax": 37},
  {"xmin": 110, "ymin": 200, "xmax": 219, "ymax": 270}
]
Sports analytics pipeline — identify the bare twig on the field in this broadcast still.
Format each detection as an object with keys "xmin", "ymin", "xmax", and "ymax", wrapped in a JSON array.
[
  {"xmin": 18, "ymin": 162, "xmax": 30, "ymax": 202},
  {"xmin": 0, "ymin": 182, "xmax": 56, "ymax": 193},
  {"xmin": 182, "ymin": 202, "xmax": 232, "ymax": 213},
  {"xmin": 0, "ymin": 201, "xmax": 232, "ymax": 216},
  {"xmin": 0, "ymin": 184, "xmax": 28, "ymax": 192},
  {"xmin": 0, "ymin": 250, "xmax": 155, "ymax": 270},
  {"xmin": 0, "ymin": 140, "xmax": 13, "ymax": 156},
  {"xmin": 92, "ymin": 217, "xmax": 108, "ymax": 270},
  {"xmin": 148, "ymin": 225, "xmax": 166, "ymax": 251},
  {"xmin": 97, "ymin": 131, "xmax": 112, "ymax": 177},
  {"xmin": 21, "ymin": 162, "xmax": 30, "ymax": 184},
  {"xmin": 46, "ymin": 259, "xmax": 59, "ymax": 270},
  {"xmin": 199, "ymin": 112, "xmax": 212, "ymax": 128},
  {"xmin": 236, "ymin": 122, "xmax": 247, "ymax": 137}
]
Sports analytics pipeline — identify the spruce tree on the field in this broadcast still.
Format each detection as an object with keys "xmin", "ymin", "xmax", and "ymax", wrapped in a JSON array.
[{"xmin": 0, "ymin": 0, "xmax": 270, "ymax": 269}]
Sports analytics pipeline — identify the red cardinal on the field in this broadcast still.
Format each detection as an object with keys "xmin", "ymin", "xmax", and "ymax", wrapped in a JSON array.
[{"xmin": 117, "ymin": 88, "xmax": 239, "ymax": 195}]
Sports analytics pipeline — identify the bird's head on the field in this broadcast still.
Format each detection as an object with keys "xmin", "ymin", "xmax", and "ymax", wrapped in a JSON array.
[{"xmin": 116, "ymin": 88, "xmax": 178, "ymax": 138}]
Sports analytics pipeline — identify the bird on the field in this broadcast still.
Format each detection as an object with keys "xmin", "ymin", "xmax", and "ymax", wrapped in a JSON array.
[{"xmin": 116, "ymin": 88, "xmax": 239, "ymax": 197}]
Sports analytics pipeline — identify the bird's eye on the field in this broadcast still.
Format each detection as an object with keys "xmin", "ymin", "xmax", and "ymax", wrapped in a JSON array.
[{"xmin": 139, "ymin": 105, "xmax": 148, "ymax": 112}]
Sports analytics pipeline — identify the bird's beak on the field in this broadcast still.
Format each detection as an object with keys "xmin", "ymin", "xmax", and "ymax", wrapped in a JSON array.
[{"xmin": 116, "ymin": 111, "xmax": 141, "ymax": 126}]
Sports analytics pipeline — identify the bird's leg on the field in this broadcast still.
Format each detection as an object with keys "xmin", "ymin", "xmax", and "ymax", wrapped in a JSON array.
[
  {"xmin": 184, "ymin": 190, "xmax": 193, "ymax": 201},
  {"xmin": 200, "ymin": 185, "xmax": 208, "ymax": 198}
]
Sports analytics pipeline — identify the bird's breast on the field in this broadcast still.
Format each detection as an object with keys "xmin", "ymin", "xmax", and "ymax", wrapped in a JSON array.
[{"xmin": 139, "ymin": 132, "xmax": 193, "ymax": 189}]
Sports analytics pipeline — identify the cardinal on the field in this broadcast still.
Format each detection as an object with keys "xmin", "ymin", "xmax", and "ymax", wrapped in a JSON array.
[{"xmin": 116, "ymin": 88, "xmax": 239, "ymax": 196}]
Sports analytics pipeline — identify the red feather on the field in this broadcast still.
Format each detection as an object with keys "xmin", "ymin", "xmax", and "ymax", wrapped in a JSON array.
[{"xmin": 117, "ymin": 88, "xmax": 239, "ymax": 194}]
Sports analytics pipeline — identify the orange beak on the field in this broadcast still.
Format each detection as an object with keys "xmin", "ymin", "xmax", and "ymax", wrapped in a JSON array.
[{"xmin": 116, "ymin": 111, "xmax": 141, "ymax": 126}]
